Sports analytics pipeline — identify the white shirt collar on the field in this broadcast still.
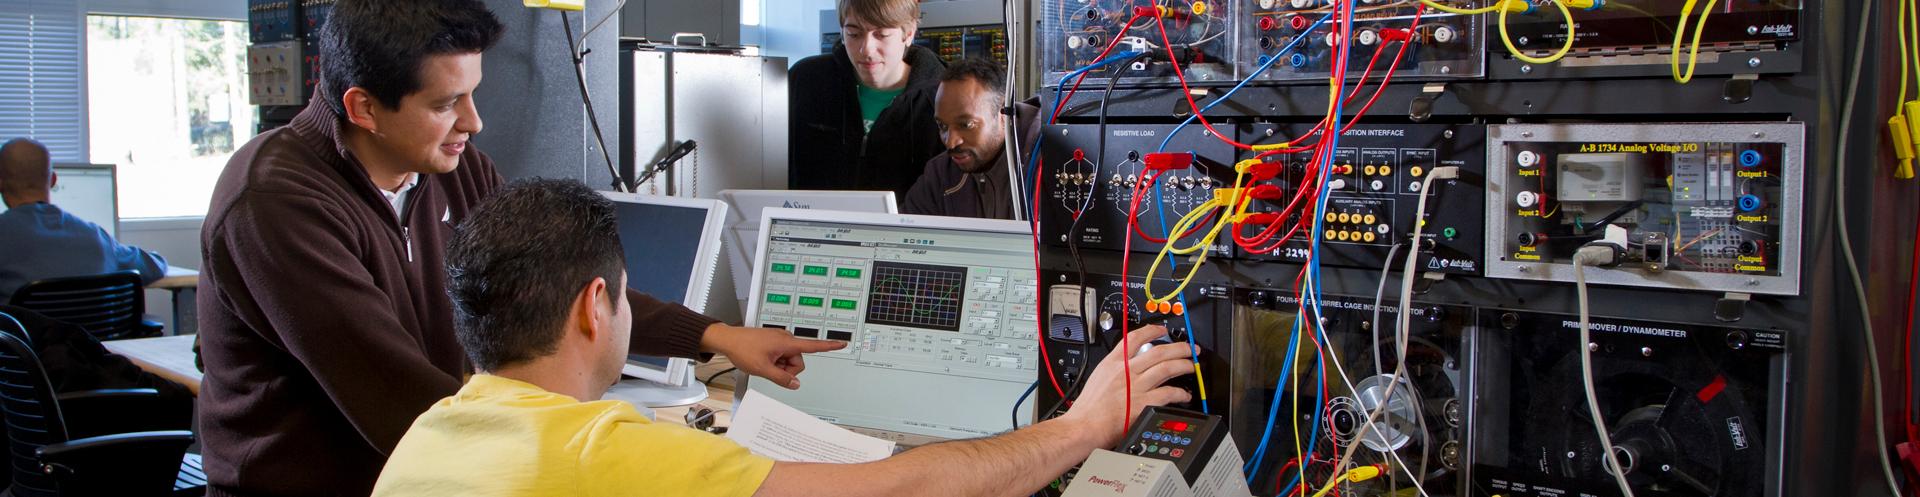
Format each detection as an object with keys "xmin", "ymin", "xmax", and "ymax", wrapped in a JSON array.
[{"xmin": 380, "ymin": 174, "xmax": 421, "ymax": 219}]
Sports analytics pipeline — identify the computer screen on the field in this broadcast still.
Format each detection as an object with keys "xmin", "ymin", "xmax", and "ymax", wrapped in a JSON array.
[
  {"xmin": 744, "ymin": 209, "xmax": 1039, "ymax": 442},
  {"xmin": 601, "ymin": 192, "xmax": 728, "ymax": 384},
  {"xmin": 717, "ymin": 189, "xmax": 897, "ymax": 305},
  {"xmin": 48, "ymin": 164, "xmax": 118, "ymax": 239}
]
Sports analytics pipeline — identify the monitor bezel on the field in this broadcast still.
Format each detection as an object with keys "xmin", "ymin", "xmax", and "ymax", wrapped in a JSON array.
[
  {"xmin": 736, "ymin": 207, "xmax": 1034, "ymax": 425},
  {"xmin": 598, "ymin": 191, "xmax": 730, "ymax": 384},
  {"xmin": 48, "ymin": 163, "xmax": 119, "ymax": 239}
]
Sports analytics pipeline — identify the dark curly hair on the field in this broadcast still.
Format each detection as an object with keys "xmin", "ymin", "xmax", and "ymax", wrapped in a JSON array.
[
  {"xmin": 446, "ymin": 179, "xmax": 626, "ymax": 371},
  {"xmin": 317, "ymin": 0, "xmax": 505, "ymax": 116}
]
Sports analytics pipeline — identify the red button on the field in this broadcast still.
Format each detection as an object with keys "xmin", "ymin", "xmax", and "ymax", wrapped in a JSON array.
[{"xmin": 1171, "ymin": 449, "xmax": 1185, "ymax": 458}]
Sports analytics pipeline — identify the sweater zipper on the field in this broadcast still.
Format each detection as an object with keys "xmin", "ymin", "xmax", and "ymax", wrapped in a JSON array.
[{"xmin": 396, "ymin": 175, "xmax": 426, "ymax": 264}]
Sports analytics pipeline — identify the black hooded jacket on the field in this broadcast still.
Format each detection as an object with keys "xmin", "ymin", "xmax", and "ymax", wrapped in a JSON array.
[{"xmin": 788, "ymin": 43, "xmax": 946, "ymax": 195}]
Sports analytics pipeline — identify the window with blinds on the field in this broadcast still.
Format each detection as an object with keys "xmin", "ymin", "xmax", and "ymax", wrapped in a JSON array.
[{"xmin": 0, "ymin": 0, "xmax": 84, "ymax": 162}]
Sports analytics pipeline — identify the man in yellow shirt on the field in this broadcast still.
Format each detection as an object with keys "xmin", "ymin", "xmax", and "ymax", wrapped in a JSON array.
[{"xmin": 374, "ymin": 178, "xmax": 1199, "ymax": 497}]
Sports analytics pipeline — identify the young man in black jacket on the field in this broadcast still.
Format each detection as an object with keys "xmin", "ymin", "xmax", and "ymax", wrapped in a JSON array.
[
  {"xmin": 788, "ymin": 0, "xmax": 946, "ymax": 196},
  {"xmin": 902, "ymin": 58, "xmax": 1040, "ymax": 220}
]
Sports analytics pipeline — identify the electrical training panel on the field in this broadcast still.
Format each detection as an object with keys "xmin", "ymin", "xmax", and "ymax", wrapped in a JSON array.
[
  {"xmin": 1240, "ymin": 0, "xmax": 1486, "ymax": 81},
  {"xmin": 1483, "ymin": 123, "xmax": 1804, "ymax": 295},
  {"xmin": 1039, "ymin": 124, "xmax": 1240, "ymax": 255},
  {"xmin": 247, "ymin": 0, "xmax": 335, "ymax": 129},
  {"xmin": 1028, "ymin": 1, "xmax": 1837, "ymax": 497},
  {"xmin": 1469, "ymin": 310, "xmax": 1786, "ymax": 497},
  {"xmin": 1041, "ymin": 0, "xmax": 1239, "ymax": 84},
  {"xmin": 1235, "ymin": 123, "xmax": 1485, "ymax": 274}
]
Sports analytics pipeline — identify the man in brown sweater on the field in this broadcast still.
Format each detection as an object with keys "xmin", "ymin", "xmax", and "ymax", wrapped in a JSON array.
[{"xmin": 198, "ymin": 1, "xmax": 840, "ymax": 495}]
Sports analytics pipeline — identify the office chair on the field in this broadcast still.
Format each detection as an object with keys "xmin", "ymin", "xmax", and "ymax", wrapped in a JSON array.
[
  {"xmin": 9, "ymin": 270, "xmax": 164, "ymax": 341},
  {"xmin": 0, "ymin": 311, "xmax": 201, "ymax": 497}
]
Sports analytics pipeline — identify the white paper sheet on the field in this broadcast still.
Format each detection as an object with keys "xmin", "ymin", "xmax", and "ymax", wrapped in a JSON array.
[{"xmin": 727, "ymin": 389, "xmax": 897, "ymax": 463}]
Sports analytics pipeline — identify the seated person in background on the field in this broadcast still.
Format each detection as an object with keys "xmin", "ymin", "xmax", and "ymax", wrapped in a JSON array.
[
  {"xmin": 902, "ymin": 58, "xmax": 1040, "ymax": 220},
  {"xmin": 0, "ymin": 138, "xmax": 166, "ymax": 303},
  {"xmin": 374, "ymin": 178, "xmax": 1198, "ymax": 497}
]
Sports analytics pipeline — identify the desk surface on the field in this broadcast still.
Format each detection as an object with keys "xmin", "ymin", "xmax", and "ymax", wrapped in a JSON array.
[
  {"xmin": 151, "ymin": 266, "xmax": 199, "ymax": 290},
  {"xmin": 100, "ymin": 334, "xmax": 737, "ymax": 430},
  {"xmin": 102, "ymin": 335, "xmax": 201, "ymax": 396}
]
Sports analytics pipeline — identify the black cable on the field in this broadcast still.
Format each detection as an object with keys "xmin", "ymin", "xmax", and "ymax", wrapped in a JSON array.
[
  {"xmin": 559, "ymin": 11, "xmax": 624, "ymax": 192},
  {"xmin": 1038, "ymin": 55, "xmax": 1143, "ymax": 423},
  {"xmin": 1013, "ymin": 381, "xmax": 1037, "ymax": 429},
  {"xmin": 703, "ymin": 366, "xmax": 739, "ymax": 386},
  {"xmin": 1578, "ymin": 201, "xmax": 1646, "ymax": 235}
]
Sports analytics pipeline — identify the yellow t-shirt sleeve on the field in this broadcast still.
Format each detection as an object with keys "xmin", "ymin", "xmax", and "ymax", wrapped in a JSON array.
[{"xmin": 578, "ymin": 414, "xmax": 775, "ymax": 497}]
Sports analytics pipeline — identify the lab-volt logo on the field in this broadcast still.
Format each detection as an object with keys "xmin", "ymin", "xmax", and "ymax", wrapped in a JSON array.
[
  {"xmin": 1726, "ymin": 417, "xmax": 1750, "ymax": 451},
  {"xmin": 1759, "ymin": 24, "xmax": 1794, "ymax": 37},
  {"xmin": 1085, "ymin": 476, "xmax": 1128, "ymax": 493},
  {"xmin": 782, "ymin": 201, "xmax": 813, "ymax": 209}
]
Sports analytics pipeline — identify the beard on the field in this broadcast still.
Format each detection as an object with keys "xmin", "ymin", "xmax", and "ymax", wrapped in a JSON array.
[{"xmin": 952, "ymin": 146, "xmax": 1002, "ymax": 174}]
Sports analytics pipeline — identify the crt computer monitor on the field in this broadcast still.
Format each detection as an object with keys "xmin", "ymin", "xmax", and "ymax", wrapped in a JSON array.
[
  {"xmin": 741, "ymin": 208, "xmax": 1039, "ymax": 446},
  {"xmin": 47, "ymin": 164, "xmax": 118, "ymax": 239},
  {"xmin": 601, "ymin": 192, "xmax": 728, "ymax": 398}
]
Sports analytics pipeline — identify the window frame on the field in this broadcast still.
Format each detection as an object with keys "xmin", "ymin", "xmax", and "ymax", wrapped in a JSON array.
[{"xmin": 78, "ymin": 0, "xmax": 246, "ymax": 221}]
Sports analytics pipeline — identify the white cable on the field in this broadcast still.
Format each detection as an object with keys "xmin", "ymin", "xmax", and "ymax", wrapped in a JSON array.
[
  {"xmin": 1832, "ymin": 0, "xmax": 1904, "ymax": 494},
  {"xmin": 1573, "ymin": 246, "xmax": 1635, "ymax": 497},
  {"xmin": 1371, "ymin": 243, "xmax": 1405, "ymax": 373},
  {"xmin": 1305, "ymin": 274, "xmax": 1433, "ymax": 497},
  {"xmin": 1319, "ymin": 166, "xmax": 1456, "ymax": 496}
]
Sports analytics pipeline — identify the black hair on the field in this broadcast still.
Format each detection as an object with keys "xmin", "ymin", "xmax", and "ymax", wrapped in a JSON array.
[
  {"xmin": 447, "ymin": 179, "xmax": 626, "ymax": 372},
  {"xmin": 938, "ymin": 58, "xmax": 1007, "ymax": 101},
  {"xmin": 317, "ymin": 0, "xmax": 505, "ymax": 116}
]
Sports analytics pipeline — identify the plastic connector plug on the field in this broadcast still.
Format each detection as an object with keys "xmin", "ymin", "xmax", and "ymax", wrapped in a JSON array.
[
  {"xmin": 1428, "ymin": 166, "xmax": 1462, "ymax": 181},
  {"xmin": 1134, "ymin": 5, "xmax": 1182, "ymax": 19},
  {"xmin": 523, "ymin": 0, "xmax": 584, "ymax": 11},
  {"xmin": 1212, "ymin": 188, "xmax": 1245, "ymax": 204},
  {"xmin": 1559, "ymin": 0, "xmax": 1604, "ymax": 10},
  {"xmin": 1237, "ymin": 160, "xmax": 1285, "ymax": 181},
  {"xmin": 1349, "ymin": 465, "xmax": 1385, "ymax": 482},
  {"xmin": 1144, "ymin": 152, "xmax": 1195, "ymax": 171},
  {"xmin": 1496, "ymin": 0, "xmax": 1534, "ymax": 13},
  {"xmin": 1574, "ymin": 242, "xmax": 1624, "ymax": 268},
  {"xmin": 1890, "ymin": 117, "xmax": 1915, "ymax": 179},
  {"xmin": 1247, "ymin": 184, "xmax": 1285, "ymax": 201},
  {"xmin": 1905, "ymin": 102, "xmax": 1920, "ymax": 149},
  {"xmin": 1234, "ymin": 212, "xmax": 1281, "ymax": 224}
]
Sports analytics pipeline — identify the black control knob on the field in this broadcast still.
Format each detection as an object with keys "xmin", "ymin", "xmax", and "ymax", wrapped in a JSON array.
[{"xmin": 1129, "ymin": 442, "xmax": 1150, "ymax": 455}]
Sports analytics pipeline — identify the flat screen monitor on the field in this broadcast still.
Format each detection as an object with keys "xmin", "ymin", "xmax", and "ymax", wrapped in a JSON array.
[
  {"xmin": 716, "ymin": 189, "xmax": 896, "ymax": 305},
  {"xmin": 48, "ymin": 164, "xmax": 118, "ymax": 239},
  {"xmin": 601, "ymin": 191, "xmax": 728, "ymax": 388},
  {"xmin": 742, "ymin": 208, "xmax": 1038, "ymax": 445}
]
